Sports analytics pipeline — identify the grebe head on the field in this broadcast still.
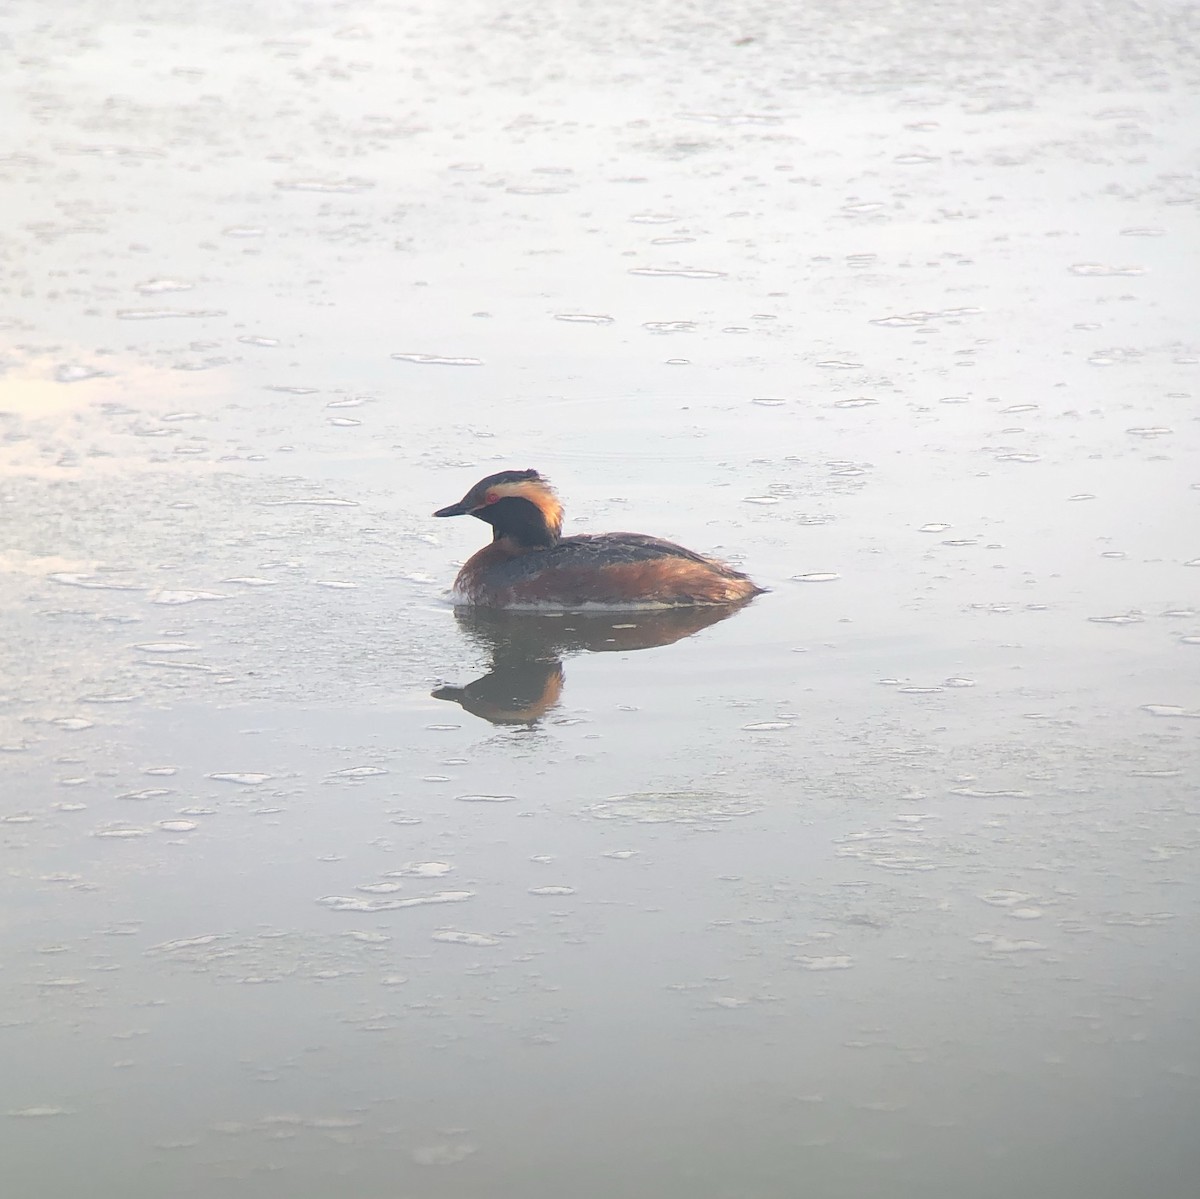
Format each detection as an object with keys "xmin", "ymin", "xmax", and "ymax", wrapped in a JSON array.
[{"xmin": 434, "ymin": 469, "xmax": 564, "ymax": 548}]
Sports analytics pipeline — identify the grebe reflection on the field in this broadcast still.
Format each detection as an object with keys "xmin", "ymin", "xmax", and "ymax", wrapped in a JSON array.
[{"xmin": 433, "ymin": 604, "xmax": 748, "ymax": 726}]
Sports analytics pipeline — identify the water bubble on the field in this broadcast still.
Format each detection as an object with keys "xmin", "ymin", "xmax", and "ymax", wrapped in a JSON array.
[
  {"xmin": 157, "ymin": 820, "xmax": 197, "ymax": 832},
  {"xmin": 206, "ymin": 772, "xmax": 273, "ymax": 785},
  {"xmin": 795, "ymin": 955, "xmax": 854, "ymax": 970},
  {"xmin": 329, "ymin": 766, "xmax": 387, "ymax": 779},
  {"xmin": 529, "ymin": 886, "xmax": 576, "ymax": 896},
  {"xmin": 1088, "ymin": 613, "xmax": 1143, "ymax": 625},
  {"xmin": 790, "ymin": 572, "xmax": 840, "ymax": 583},
  {"xmin": 742, "ymin": 721, "xmax": 793, "ymax": 731},
  {"xmin": 919, "ymin": 523, "xmax": 951, "ymax": 532},
  {"xmin": 51, "ymin": 717, "xmax": 95, "ymax": 731},
  {"xmin": 1140, "ymin": 704, "xmax": 1200, "ymax": 718},
  {"xmin": 554, "ymin": 313, "xmax": 614, "ymax": 324}
]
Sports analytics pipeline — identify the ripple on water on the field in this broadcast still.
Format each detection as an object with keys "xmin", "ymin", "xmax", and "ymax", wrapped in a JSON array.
[
  {"xmin": 391, "ymin": 353, "xmax": 483, "ymax": 366},
  {"xmin": 627, "ymin": 267, "xmax": 725, "ymax": 279},
  {"xmin": 412, "ymin": 1142, "xmax": 477, "ymax": 1166},
  {"xmin": 116, "ymin": 308, "xmax": 226, "ymax": 320},
  {"xmin": 51, "ymin": 717, "xmax": 94, "ymax": 731},
  {"xmin": 49, "ymin": 573, "xmax": 141, "ymax": 591},
  {"xmin": 643, "ymin": 320, "xmax": 697, "ymax": 333},
  {"xmin": 431, "ymin": 929, "xmax": 499, "ymax": 947},
  {"xmin": 150, "ymin": 590, "xmax": 228, "ymax": 605},
  {"xmin": 972, "ymin": 934, "xmax": 1047, "ymax": 953},
  {"xmin": 320, "ymin": 891, "xmax": 473, "ymax": 912},
  {"xmin": 386, "ymin": 862, "xmax": 452, "ymax": 878},
  {"xmin": 586, "ymin": 790, "xmax": 756, "ymax": 824},
  {"xmin": 1068, "ymin": 263, "xmax": 1144, "ymax": 276},
  {"xmin": 55, "ymin": 364, "xmax": 110, "ymax": 383},
  {"xmin": 275, "ymin": 177, "xmax": 374, "ymax": 193}
]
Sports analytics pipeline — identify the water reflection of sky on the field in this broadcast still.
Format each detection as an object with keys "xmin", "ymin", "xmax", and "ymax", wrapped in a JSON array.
[{"xmin": 2, "ymin": 1, "xmax": 1199, "ymax": 1196}]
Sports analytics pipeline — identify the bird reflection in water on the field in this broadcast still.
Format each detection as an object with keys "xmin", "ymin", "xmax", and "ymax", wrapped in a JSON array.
[{"xmin": 433, "ymin": 604, "xmax": 750, "ymax": 726}]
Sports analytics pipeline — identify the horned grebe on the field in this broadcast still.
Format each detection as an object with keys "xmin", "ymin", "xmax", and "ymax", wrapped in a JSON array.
[{"xmin": 433, "ymin": 469, "xmax": 763, "ymax": 609}]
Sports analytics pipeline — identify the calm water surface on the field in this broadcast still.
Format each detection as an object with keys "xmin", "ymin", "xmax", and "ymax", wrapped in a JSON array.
[{"xmin": 2, "ymin": 1, "xmax": 1199, "ymax": 1196}]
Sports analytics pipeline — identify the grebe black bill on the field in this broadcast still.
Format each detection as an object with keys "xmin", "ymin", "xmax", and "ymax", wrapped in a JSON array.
[{"xmin": 433, "ymin": 469, "xmax": 764, "ymax": 610}]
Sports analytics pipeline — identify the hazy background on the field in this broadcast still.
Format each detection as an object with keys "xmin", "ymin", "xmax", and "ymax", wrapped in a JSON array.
[{"xmin": 2, "ymin": 2, "xmax": 1199, "ymax": 1196}]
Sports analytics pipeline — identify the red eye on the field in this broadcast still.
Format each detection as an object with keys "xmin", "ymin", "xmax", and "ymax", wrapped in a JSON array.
[{"xmin": 484, "ymin": 491, "xmax": 499, "ymax": 505}]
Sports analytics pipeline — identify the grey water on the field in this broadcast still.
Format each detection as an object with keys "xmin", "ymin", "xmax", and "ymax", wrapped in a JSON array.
[{"xmin": 2, "ymin": 1, "xmax": 1199, "ymax": 1196}]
